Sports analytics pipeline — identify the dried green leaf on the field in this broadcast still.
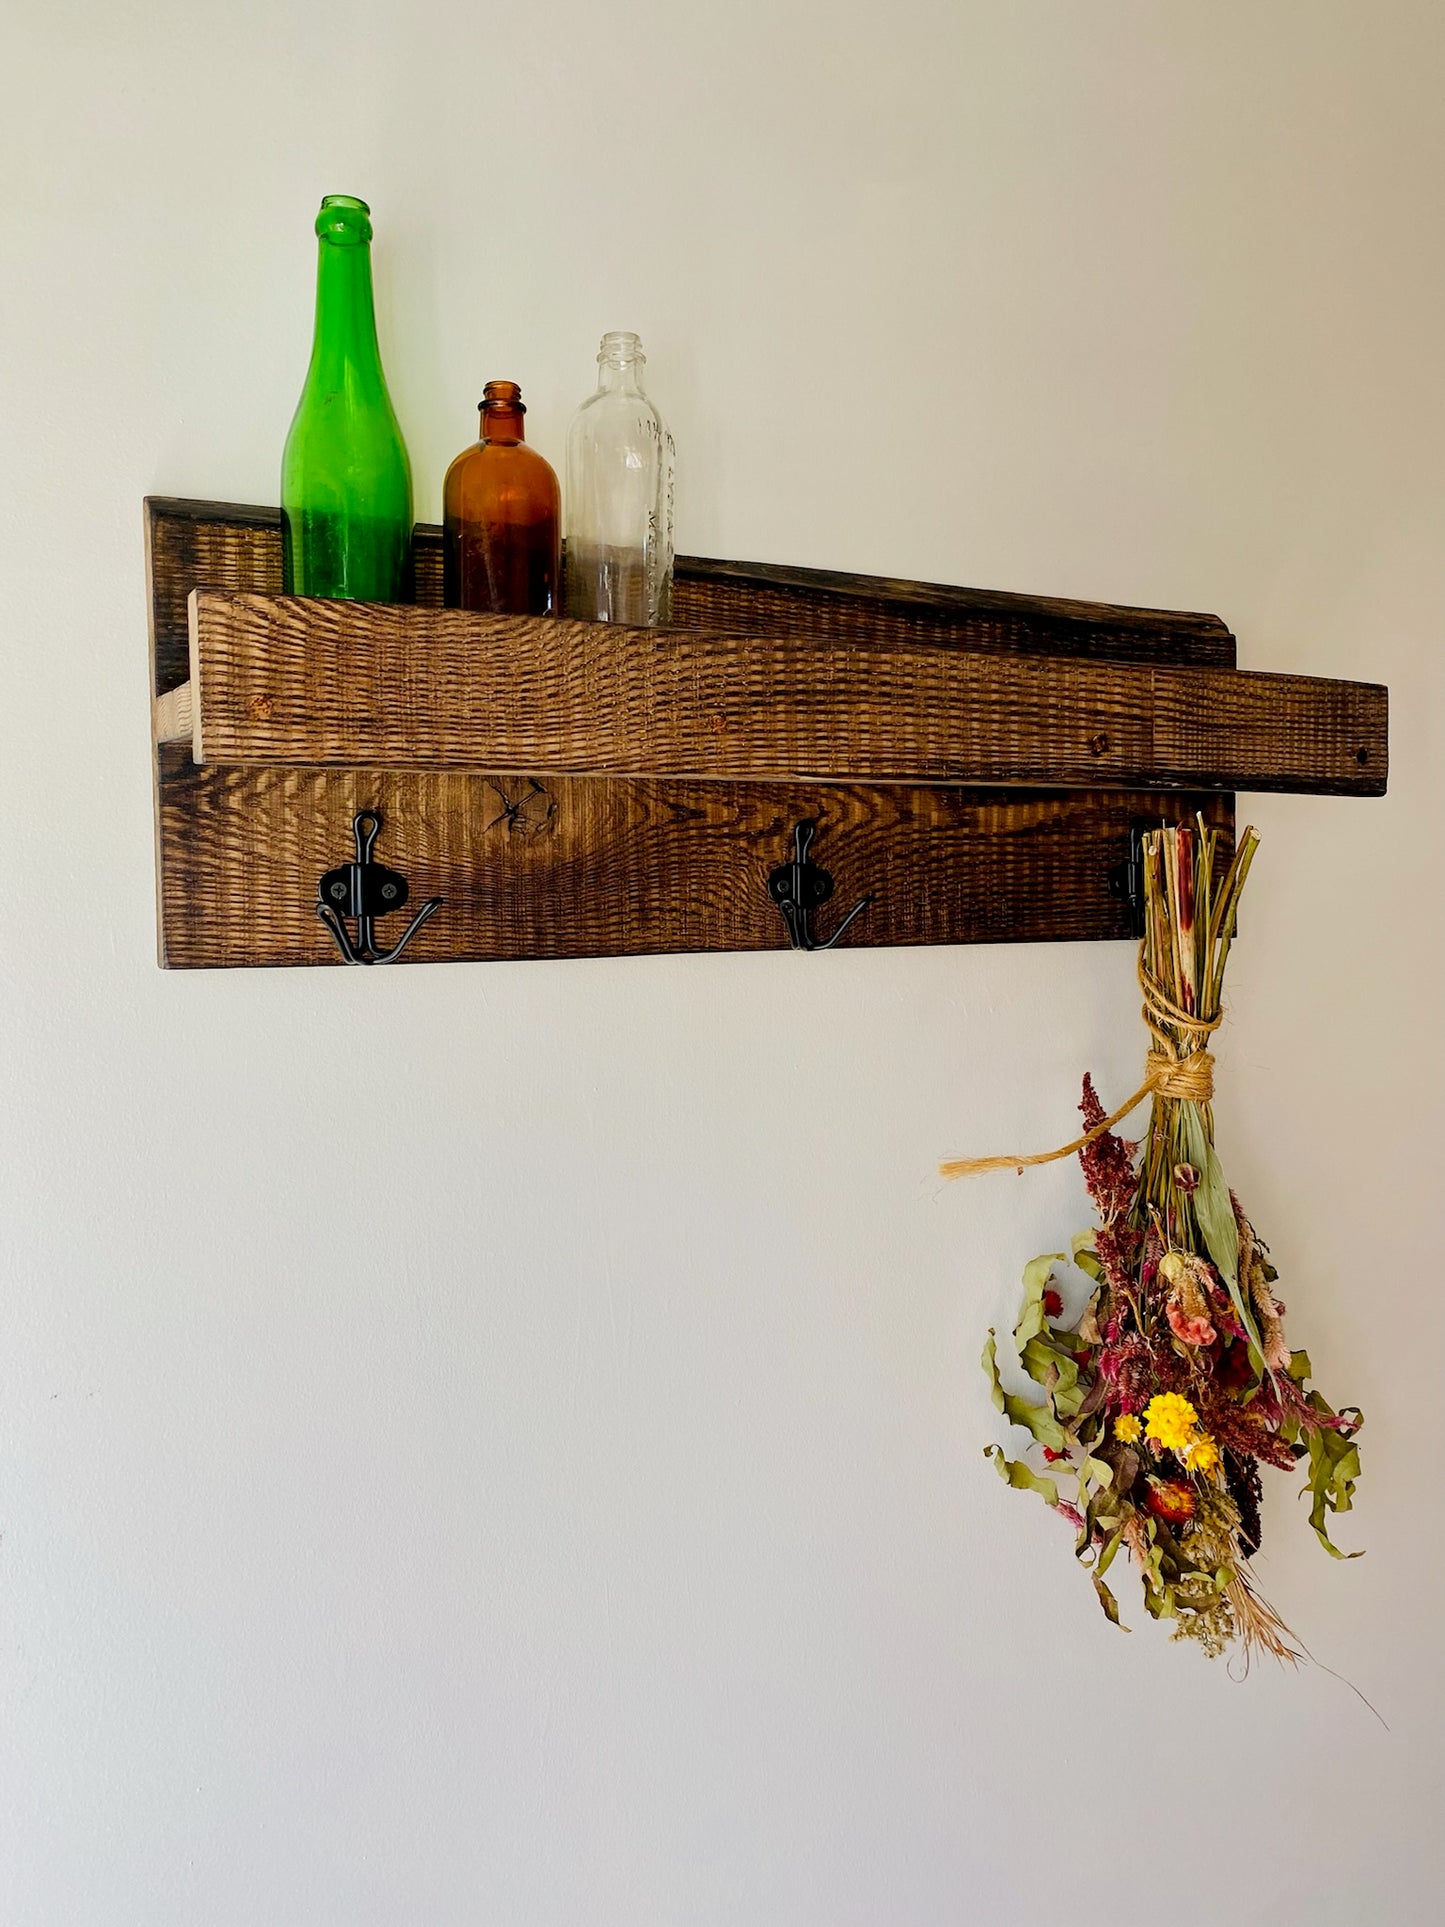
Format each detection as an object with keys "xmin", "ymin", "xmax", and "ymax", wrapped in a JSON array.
[
  {"xmin": 1303, "ymin": 1418, "xmax": 1364, "ymax": 1560},
  {"xmin": 1001, "ymin": 1391, "xmax": 1067, "ymax": 1452},
  {"xmin": 1014, "ymin": 1251, "xmax": 1066, "ymax": 1347},
  {"xmin": 1071, "ymin": 1230, "xmax": 1105, "ymax": 1283},
  {"xmin": 991, "ymin": 1305, "xmax": 1071, "ymax": 1451},
  {"xmin": 1079, "ymin": 1454, "xmax": 1114, "ymax": 1494},
  {"xmin": 1141, "ymin": 1582, "xmax": 1173, "ymax": 1621},
  {"xmin": 1180, "ymin": 1105, "xmax": 1266, "ymax": 1372},
  {"xmin": 1076, "ymin": 1375, "xmax": 1109, "ymax": 1422},
  {"xmin": 1108, "ymin": 1444, "xmax": 1140, "ymax": 1497},
  {"xmin": 1093, "ymin": 1571, "xmax": 1127, "ymax": 1627},
  {"xmin": 984, "ymin": 1444, "xmax": 1059, "ymax": 1505},
  {"xmin": 981, "ymin": 1330, "xmax": 1005, "ymax": 1414},
  {"xmin": 1020, "ymin": 1331, "xmax": 1085, "ymax": 1417}
]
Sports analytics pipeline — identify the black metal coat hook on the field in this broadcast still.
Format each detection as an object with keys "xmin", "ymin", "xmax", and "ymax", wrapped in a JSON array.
[
  {"xmin": 767, "ymin": 818, "xmax": 873, "ymax": 951},
  {"xmin": 1107, "ymin": 824, "xmax": 1148, "ymax": 940},
  {"xmin": 316, "ymin": 811, "xmax": 443, "ymax": 965}
]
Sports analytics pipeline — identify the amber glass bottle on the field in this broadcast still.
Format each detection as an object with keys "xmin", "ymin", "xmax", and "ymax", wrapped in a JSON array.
[{"xmin": 443, "ymin": 382, "xmax": 560, "ymax": 615}]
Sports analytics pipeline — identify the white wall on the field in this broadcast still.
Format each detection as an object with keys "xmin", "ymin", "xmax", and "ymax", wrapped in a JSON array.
[{"xmin": 2, "ymin": 3, "xmax": 1442, "ymax": 1921}]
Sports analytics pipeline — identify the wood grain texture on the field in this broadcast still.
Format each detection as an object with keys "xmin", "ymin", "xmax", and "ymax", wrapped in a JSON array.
[
  {"xmin": 186, "ymin": 589, "xmax": 1387, "ymax": 796},
  {"xmin": 144, "ymin": 497, "xmax": 1249, "ymax": 967},
  {"xmin": 152, "ymin": 682, "xmax": 192, "ymax": 745},
  {"xmin": 669, "ymin": 556, "xmax": 1236, "ymax": 667},
  {"xmin": 155, "ymin": 746, "xmax": 1234, "ymax": 967},
  {"xmin": 145, "ymin": 496, "xmax": 1237, "ymax": 697}
]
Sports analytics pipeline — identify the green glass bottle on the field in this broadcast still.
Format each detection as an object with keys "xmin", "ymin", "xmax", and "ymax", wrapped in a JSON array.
[{"xmin": 281, "ymin": 194, "xmax": 413, "ymax": 600}]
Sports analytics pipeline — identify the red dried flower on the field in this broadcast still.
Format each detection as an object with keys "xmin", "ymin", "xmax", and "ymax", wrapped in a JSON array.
[
  {"xmin": 1202, "ymin": 1397, "xmax": 1298, "ymax": 1471},
  {"xmin": 1146, "ymin": 1479, "xmax": 1197, "ymax": 1527},
  {"xmin": 1099, "ymin": 1331, "xmax": 1160, "ymax": 1413},
  {"xmin": 1042, "ymin": 1288, "xmax": 1064, "ymax": 1319},
  {"xmin": 1078, "ymin": 1075, "xmax": 1139, "ymax": 1230},
  {"xmin": 1215, "ymin": 1338, "xmax": 1255, "ymax": 1391},
  {"xmin": 1094, "ymin": 1222, "xmax": 1140, "ymax": 1295}
]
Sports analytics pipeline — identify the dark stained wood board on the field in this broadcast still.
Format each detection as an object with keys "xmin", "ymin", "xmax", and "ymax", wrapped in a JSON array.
[
  {"xmin": 145, "ymin": 497, "xmax": 1250, "ymax": 968},
  {"xmin": 154, "ymin": 748, "xmax": 1234, "ymax": 968},
  {"xmin": 182, "ymin": 589, "xmax": 1385, "ymax": 796},
  {"xmin": 145, "ymin": 496, "xmax": 1238, "ymax": 699}
]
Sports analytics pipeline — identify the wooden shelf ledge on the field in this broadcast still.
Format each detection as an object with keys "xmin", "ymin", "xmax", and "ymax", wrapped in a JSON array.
[
  {"xmin": 143, "ymin": 497, "xmax": 1386, "ymax": 969},
  {"xmin": 162, "ymin": 588, "xmax": 1387, "ymax": 798},
  {"xmin": 144, "ymin": 495, "xmax": 1241, "ymax": 691}
]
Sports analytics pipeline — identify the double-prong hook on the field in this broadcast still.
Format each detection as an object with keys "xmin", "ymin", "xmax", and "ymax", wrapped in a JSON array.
[
  {"xmin": 767, "ymin": 818, "xmax": 873, "ymax": 951},
  {"xmin": 316, "ymin": 810, "xmax": 443, "ymax": 965},
  {"xmin": 1106, "ymin": 823, "xmax": 1148, "ymax": 941}
]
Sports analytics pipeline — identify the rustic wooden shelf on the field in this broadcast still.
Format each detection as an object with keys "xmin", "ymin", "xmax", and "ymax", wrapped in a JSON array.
[
  {"xmin": 145, "ymin": 497, "xmax": 1387, "ymax": 970},
  {"xmin": 166, "ymin": 590, "xmax": 1383, "ymax": 794}
]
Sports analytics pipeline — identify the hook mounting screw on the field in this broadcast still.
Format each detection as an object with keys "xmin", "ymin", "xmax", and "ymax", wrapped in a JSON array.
[{"xmin": 316, "ymin": 810, "xmax": 443, "ymax": 966}]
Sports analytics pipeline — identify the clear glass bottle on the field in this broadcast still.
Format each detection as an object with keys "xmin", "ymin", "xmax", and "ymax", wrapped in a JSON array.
[
  {"xmin": 443, "ymin": 381, "xmax": 560, "ymax": 615},
  {"xmin": 563, "ymin": 330, "xmax": 674, "ymax": 625},
  {"xmin": 281, "ymin": 194, "xmax": 413, "ymax": 602}
]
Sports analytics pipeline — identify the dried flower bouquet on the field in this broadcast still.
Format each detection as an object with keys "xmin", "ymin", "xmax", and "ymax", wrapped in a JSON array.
[{"xmin": 944, "ymin": 822, "xmax": 1361, "ymax": 1661}]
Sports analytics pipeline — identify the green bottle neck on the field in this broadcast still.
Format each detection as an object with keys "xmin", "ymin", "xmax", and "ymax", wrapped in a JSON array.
[{"xmin": 307, "ymin": 237, "xmax": 384, "ymax": 387}]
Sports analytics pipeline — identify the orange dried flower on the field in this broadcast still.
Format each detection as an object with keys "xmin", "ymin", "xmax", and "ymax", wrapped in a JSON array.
[{"xmin": 1146, "ymin": 1478, "xmax": 1197, "ymax": 1527}]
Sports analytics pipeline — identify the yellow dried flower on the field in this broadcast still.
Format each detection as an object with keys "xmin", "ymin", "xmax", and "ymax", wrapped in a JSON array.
[
  {"xmin": 1184, "ymin": 1433, "xmax": 1222, "ymax": 1475},
  {"xmin": 1143, "ymin": 1392, "xmax": 1200, "ymax": 1454},
  {"xmin": 1113, "ymin": 1414, "xmax": 1142, "ymax": 1443}
]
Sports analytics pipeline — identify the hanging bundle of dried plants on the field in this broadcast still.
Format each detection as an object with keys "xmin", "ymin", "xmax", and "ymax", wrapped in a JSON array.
[{"xmin": 943, "ymin": 821, "xmax": 1361, "ymax": 1662}]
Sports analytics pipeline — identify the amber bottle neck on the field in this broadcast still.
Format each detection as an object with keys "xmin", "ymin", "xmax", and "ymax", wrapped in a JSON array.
[{"xmin": 480, "ymin": 400, "xmax": 526, "ymax": 443}]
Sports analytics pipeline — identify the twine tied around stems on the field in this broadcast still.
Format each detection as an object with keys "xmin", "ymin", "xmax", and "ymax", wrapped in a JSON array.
[{"xmin": 939, "ymin": 960, "xmax": 1222, "ymax": 1180}]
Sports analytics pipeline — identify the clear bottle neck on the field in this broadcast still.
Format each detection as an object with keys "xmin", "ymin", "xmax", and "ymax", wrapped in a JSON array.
[{"xmin": 595, "ymin": 331, "xmax": 647, "ymax": 396}]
